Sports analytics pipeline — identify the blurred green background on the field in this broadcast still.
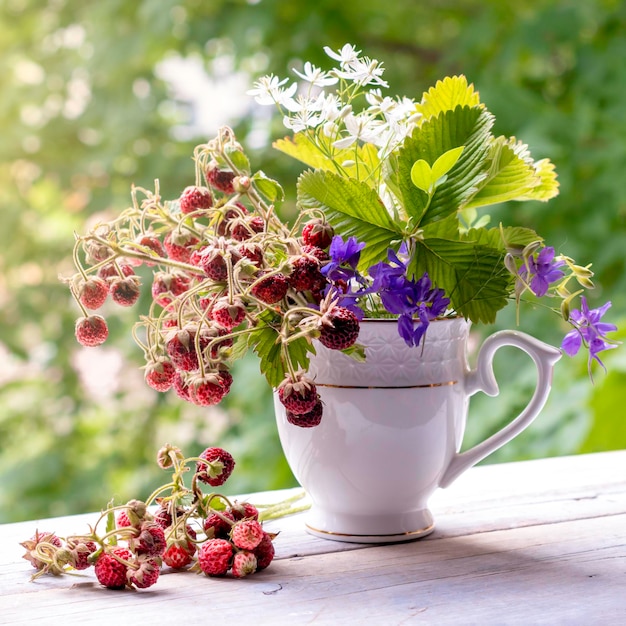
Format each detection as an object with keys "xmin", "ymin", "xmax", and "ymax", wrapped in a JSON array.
[{"xmin": 1, "ymin": 0, "xmax": 625, "ymax": 523}]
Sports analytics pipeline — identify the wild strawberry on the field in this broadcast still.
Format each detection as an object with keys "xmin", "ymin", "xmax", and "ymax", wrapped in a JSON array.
[
  {"xmin": 173, "ymin": 372, "xmax": 191, "ymax": 401},
  {"xmin": 132, "ymin": 521, "xmax": 167, "ymax": 557},
  {"xmin": 166, "ymin": 328, "xmax": 206, "ymax": 371},
  {"xmin": 98, "ymin": 262, "xmax": 135, "ymax": 282},
  {"xmin": 198, "ymin": 538, "xmax": 232, "ymax": 576},
  {"xmin": 211, "ymin": 297, "xmax": 246, "ymax": 331},
  {"xmin": 94, "ymin": 547, "xmax": 132, "ymax": 589},
  {"xmin": 188, "ymin": 373, "xmax": 228, "ymax": 406},
  {"xmin": 78, "ymin": 276, "xmax": 109, "ymax": 310},
  {"xmin": 179, "ymin": 185, "xmax": 213, "ymax": 214},
  {"xmin": 196, "ymin": 245, "xmax": 227, "ymax": 281},
  {"xmin": 238, "ymin": 241, "xmax": 264, "ymax": 266},
  {"xmin": 301, "ymin": 244, "xmax": 330, "ymax": 262},
  {"xmin": 66, "ymin": 540, "xmax": 97, "ymax": 570},
  {"xmin": 136, "ymin": 235, "xmax": 165, "ymax": 266},
  {"xmin": 144, "ymin": 359, "xmax": 176, "ymax": 392},
  {"xmin": 163, "ymin": 539, "xmax": 196, "ymax": 569},
  {"xmin": 278, "ymin": 374, "xmax": 319, "ymax": 415},
  {"xmin": 319, "ymin": 306, "xmax": 360, "ymax": 350},
  {"xmin": 75, "ymin": 315, "xmax": 108, "ymax": 347},
  {"xmin": 203, "ymin": 510, "xmax": 235, "ymax": 539},
  {"xmin": 251, "ymin": 272, "xmax": 289, "ymax": 304},
  {"xmin": 110, "ymin": 275, "xmax": 141, "ymax": 307},
  {"xmin": 302, "ymin": 218, "xmax": 334, "ymax": 249},
  {"xmin": 229, "ymin": 501, "xmax": 259, "ymax": 521},
  {"xmin": 231, "ymin": 216, "xmax": 264, "ymax": 241},
  {"xmin": 164, "ymin": 231, "xmax": 200, "ymax": 264},
  {"xmin": 287, "ymin": 400, "xmax": 323, "ymax": 428},
  {"xmin": 216, "ymin": 202, "xmax": 248, "ymax": 236},
  {"xmin": 288, "ymin": 254, "xmax": 325, "ymax": 292},
  {"xmin": 129, "ymin": 556, "xmax": 161, "ymax": 589},
  {"xmin": 151, "ymin": 271, "xmax": 191, "ymax": 308},
  {"xmin": 20, "ymin": 531, "xmax": 62, "ymax": 570},
  {"xmin": 253, "ymin": 532, "xmax": 275, "ymax": 571},
  {"xmin": 84, "ymin": 240, "xmax": 113, "ymax": 264},
  {"xmin": 231, "ymin": 519, "xmax": 264, "ymax": 551},
  {"xmin": 218, "ymin": 368, "xmax": 233, "ymax": 393},
  {"xmin": 206, "ymin": 161, "xmax": 236, "ymax": 194},
  {"xmin": 231, "ymin": 551, "xmax": 257, "ymax": 578},
  {"xmin": 196, "ymin": 446, "xmax": 235, "ymax": 487},
  {"xmin": 117, "ymin": 510, "xmax": 133, "ymax": 528}
]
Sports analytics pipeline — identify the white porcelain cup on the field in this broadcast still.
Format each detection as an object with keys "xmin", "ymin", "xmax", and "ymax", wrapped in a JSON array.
[{"xmin": 274, "ymin": 317, "xmax": 562, "ymax": 543}]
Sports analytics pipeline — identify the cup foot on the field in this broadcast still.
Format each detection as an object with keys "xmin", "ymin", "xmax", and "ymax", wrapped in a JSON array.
[{"xmin": 303, "ymin": 506, "xmax": 435, "ymax": 544}]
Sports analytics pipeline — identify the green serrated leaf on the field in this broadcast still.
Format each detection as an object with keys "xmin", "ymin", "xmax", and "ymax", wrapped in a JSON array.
[
  {"xmin": 297, "ymin": 169, "xmax": 403, "ymax": 270},
  {"xmin": 410, "ymin": 159, "xmax": 433, "ymax": 192},
  {"xmin": 431, "ymin": 146, "xmax": 465, "ymax": 182},
  {"xmin": 252, "ymin": 170, "xmax": 285, "ymax": 203}
]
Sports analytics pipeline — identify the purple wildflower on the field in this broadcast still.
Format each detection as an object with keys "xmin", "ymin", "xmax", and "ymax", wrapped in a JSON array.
[
  {"xmin": 368, "ymin": 248, "xmax": 450, "ymax": 347},
  {"xmin": 321, "ymin": 235, "xmax": 366, "ymax": 282},
  {"xmin": 519, "ymin": 246, "xmax": 565, "ymax": 297},
  {"xmin": 561, "ymin": 297, "xmax": 618, "ymax": 372}
]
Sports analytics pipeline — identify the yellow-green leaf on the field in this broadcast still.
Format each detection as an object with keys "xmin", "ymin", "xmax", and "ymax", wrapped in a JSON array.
[
  {"xmin": 410, "ymin": 159, "xmax": 433, "ymax": 192},
  {"xmin": 431, "ymin": 146, "xmax": 465, "ymax": 182},
  {"xmin": 416, "ymin": 75, "xmax": 482, "ymax": 120}
]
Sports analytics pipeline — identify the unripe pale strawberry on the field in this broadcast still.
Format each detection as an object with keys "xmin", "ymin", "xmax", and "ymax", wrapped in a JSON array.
[{"xmin": 231, "ymin": 550, "xmax": 257, "ymax": 578}]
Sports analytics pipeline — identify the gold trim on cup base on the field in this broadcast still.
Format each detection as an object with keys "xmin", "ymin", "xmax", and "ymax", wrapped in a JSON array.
[
  {"xmin": 316, "ymin": 380, "xmax": 458, "ymax": 390},
  {"xmin": 305, "ymin": 522, "xmax": 435, "ymax": 544}
]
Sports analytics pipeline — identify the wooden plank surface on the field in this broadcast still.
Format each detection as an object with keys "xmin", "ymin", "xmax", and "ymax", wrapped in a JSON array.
[{"xmin": 1, "ymin": 451, "xmax": 625, "ymax": 625}]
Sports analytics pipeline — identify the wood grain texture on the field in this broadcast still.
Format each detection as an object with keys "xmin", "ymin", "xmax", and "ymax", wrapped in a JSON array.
[{"xmin": 1, "ymin": 451, "xmax": 625, "ymax": 625}]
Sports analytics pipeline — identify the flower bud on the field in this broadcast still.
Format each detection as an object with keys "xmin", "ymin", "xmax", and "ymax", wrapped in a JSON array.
[{"xmin": 157, "ymin": 444, "xmax": 184, "ymax": 469}]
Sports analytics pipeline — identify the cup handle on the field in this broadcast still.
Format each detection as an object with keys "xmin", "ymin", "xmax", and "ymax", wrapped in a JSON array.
[{"xmin": 439, "ymin": 330, "xmax": 562, "ymax": 489}]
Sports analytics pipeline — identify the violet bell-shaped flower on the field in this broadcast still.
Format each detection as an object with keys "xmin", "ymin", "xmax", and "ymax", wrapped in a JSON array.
[
  {"xmin": 321, "ymin": 235, "xmax": 366, "ymax": 282},
  {"xmin": 561, "ymin": 296, "xmax": 618, "ymax": 372},
  {"xmin": 519, "ymin": 246, "xmax": 566, "ymax": 297}
]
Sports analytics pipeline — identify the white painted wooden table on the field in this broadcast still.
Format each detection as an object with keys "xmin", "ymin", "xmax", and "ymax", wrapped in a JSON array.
[{"xmin": 1, "ymin": 451, "xmax": 625, "ymax": 625}]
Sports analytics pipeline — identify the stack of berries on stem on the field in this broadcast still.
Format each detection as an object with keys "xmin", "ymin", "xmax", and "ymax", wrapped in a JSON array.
[
  {"xmin": 67, "ymin": 127, "xmax": 364, "ymax": 428},
  {"xmin": 20, "ymin": 445, "xmax": 306, "ymax": 589}
]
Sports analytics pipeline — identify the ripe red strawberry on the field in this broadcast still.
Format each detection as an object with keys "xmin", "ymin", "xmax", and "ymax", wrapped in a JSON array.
[
  {"xmin": 231, "ymin": 519, "xmax": 264, "ymax": 551},
  {"xmin": 179, "ymin": 185, "xmax": 213, "ymax": 214},
  {"xmin": 319, "ymin": 306, "xmax": 360, "ymax": 350},
  {"xmin": 144, "ymin": 359, "xmax": 176, "ymax": 392},
  {"xmin": 196, "ymin": 446, "xmax": 235, "ymax": 487},
  {"xmin": 203, "ymin": 509, "xmax": 235, "ymax": 539},
  {"xmin": 98, "ymin": 262, "xmax": 135, "ymax": 282},
  {"xmin": 163, "ymin": 231, "xmax": 200, "ymax": 263},
  {"xmin": 206, "ymin": 161, "xmax": 236, "ymax": 194},
  {"xmin": 94, "ymin": 547, "xmax": 132, "ymax": 589},
  {"xmin": 67, "ymin": 540, "xmax": 97, "ymax": 570},
  {"xmin": 253, "ymin": 532, "xmax": 275, "ymax": 570},
  {"xmin": 132, "ymin": 521, "xmax": 167, "ymax": 557},
  {"xmin": 288, "ymin": 254, "xmax": 325, "ymax": 292},
  {"xmin": 231, "ymin": 216, "xmax": 264, "ymax": 241},
  {"xmin": 129, "ymin": 556, "xmax": 160, "ymax": 589},
  {"xmin": 229, "ymin": 501, "xmax": 259, "ymax": 521},
  {"xmin": 188, "ymin": 373, "xmax": 228, "ymax": 406},
  {"xmin": 166, "ymin": 327, "xmax": 208, "ymax": 371},
  {"xmin": 302, "ymin": 218, "xmax": 334, "ymax": 249},
  {"xmin": 287, "ymin": 400, "xmax": 323, "ymax": 428},
  {"xmin": 216, "ymin": 202, "xmax": 248, "ymax": 236},
  {"xmin": 231, "ymin": 551, "xmax": 258, "ymax": 578},
  {"xmin": 196, "ymin": 245, "xmax": 228, "ymax": 281},
  {"xmin": 251, "ymin": 272, "xmax": 289, "ymax": 304},
  {"xmin": 278, "ymin": 374, "xmax": 319, "ymax": 415},
  {"xmin": 237, "ymin": 242, "xmax": 264, "ymax": 266},
  {"xmin": 136, "ymin": 235, "xmax": 165, "ymax": 265},
  {"xmin": 75, "ymin": 315, "xmax": 108, "ymax": 347},
  {"xmin": 110, "ymin": 275, "xmax": 141, "ymax": 307},
  {"xmin": 151, "ymin": 271, "xmax": 191, "ymax": 308},
  {"xmin": 117, "ymin": 510, "xmax": 133, "ymax": 528},
  {"xmin": 211, "ymin": 297, "xmax": 246, "ymax": 331},
  {"xmin": 163, "ymin": 540, "xmax": 196, "ymax": 569},
  {"xmin": 198, "ymin": 538, "xmax": 233, "ymax": 576},
  {"xmin": 173, "ymin": 372, "xmax": 191, "ymax": 401},
  {"xmin": 78, "ymin": 276, "xmax": 109, "ymax": 310}
]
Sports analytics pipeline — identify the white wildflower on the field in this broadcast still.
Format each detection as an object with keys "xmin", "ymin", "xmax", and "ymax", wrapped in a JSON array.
[
  {"xmin": 333, "ymin": 112, "xmax": 383, "ymax": 149},
  {"xmin": 293, "ymin": 61, "xmax": 338, "ymax": 87},
  {"xmin": 247, "ymin": 74, "xmax": 297, "ymax": 106},
  {"xmin": 323, "ymin": 43, "xmax": 361, "ymax": 67},
  {"xmin": 334, "ymin": 57, "xmax": 388, "ymax": 88}
]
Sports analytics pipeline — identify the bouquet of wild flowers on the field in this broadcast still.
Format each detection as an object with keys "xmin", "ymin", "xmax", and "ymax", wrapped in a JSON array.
[{"xmin": 67, "ymin": 44, "xmax": 617, "ymax": 428}]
